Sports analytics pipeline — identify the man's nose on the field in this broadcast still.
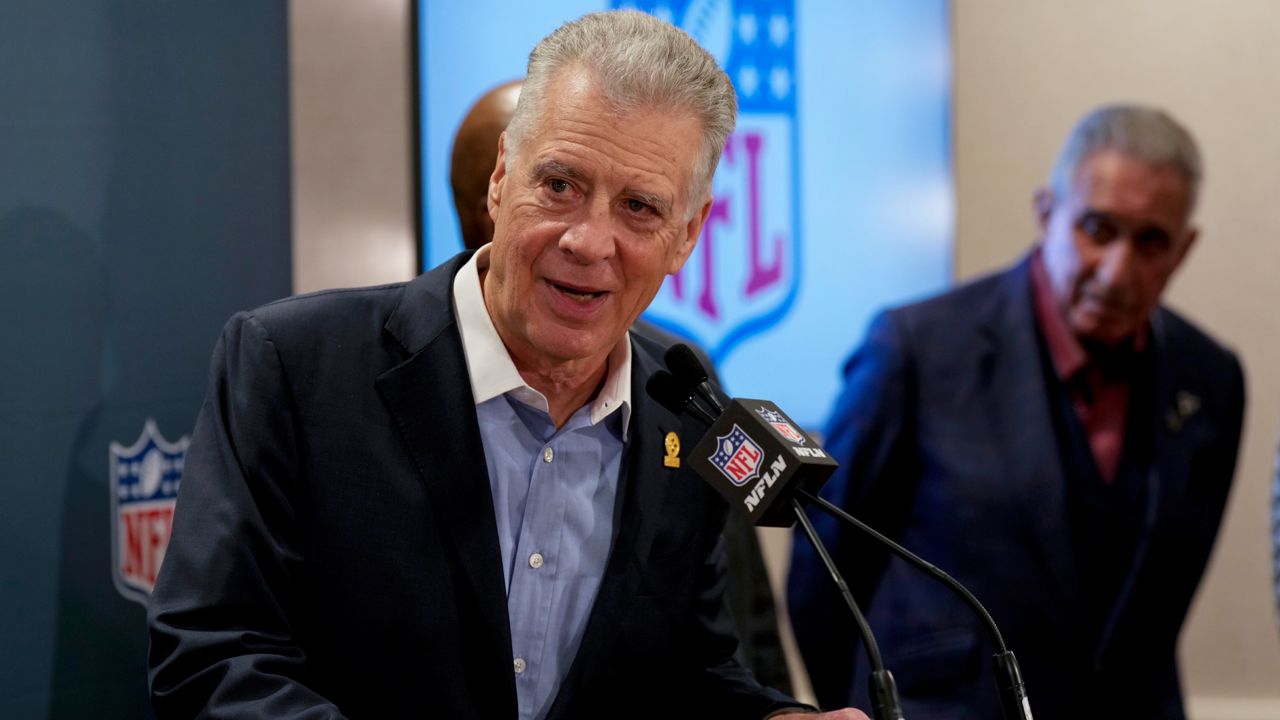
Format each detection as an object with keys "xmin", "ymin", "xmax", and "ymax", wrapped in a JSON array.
[
  {"xmin": 1096, "ymin": 238, "xmax": 1137, "ymax": 288},
  {"xmin": 558, "ymin": 199, "xmax": 617, "ymax": 264}
]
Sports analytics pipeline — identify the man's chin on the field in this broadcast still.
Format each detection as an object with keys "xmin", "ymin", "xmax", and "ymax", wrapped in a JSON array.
[
  {"xmin": 1071, "ymin": 318, "xmax": 1140, "ymax": 348},
  {"xmin": 528, "ymin": 326, "xmax": 618, "ymax": 365}
]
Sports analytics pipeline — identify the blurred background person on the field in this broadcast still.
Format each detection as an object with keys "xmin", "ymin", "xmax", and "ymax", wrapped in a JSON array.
[{"xmin": 788, "ymin": 105, "xmax": 1245, "ymax": 718}]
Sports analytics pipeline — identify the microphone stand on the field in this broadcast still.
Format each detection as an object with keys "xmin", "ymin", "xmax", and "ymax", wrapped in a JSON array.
[
  {"xmin": 670, "ymin": 361, "xmax": 905, "ymax": 717},
  {"xmin": 795, "ymin": 489, "xmax": 1033, "ymax": 720},
  {"xmin": 789, "ymin": 498, "xmax": 904, "ymax": 720}
]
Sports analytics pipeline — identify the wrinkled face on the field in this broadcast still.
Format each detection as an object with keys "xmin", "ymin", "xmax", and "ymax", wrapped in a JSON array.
[
  {"xmin": 1037, "ymin": 150, "xmax": 1197, "ymax": 346},
  {"xmin": 484, "ymin": 68, "xmax": 711, "ymax": 369}
]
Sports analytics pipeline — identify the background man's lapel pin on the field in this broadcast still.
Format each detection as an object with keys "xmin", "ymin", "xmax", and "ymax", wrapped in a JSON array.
[{"xmin": 1166, "ymin": 390, "xmax": 1201, "ymax": 432}]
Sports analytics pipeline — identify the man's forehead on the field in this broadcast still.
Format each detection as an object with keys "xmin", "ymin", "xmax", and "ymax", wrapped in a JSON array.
[
  {"xmin": 1072, "ymin": 151, "xmax": 1190, "ymax": 194},
  {"xmin": 523, "ymin": 117, "xmax": 695, "ymax": 192},
  {"xmin": 1068, "ymin": 151, "xmax": 1192, "ymax": 212}
]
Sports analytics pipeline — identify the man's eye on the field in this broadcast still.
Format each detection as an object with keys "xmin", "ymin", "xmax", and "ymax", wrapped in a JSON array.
[
  {"xmin": 548, "ymin": 178, "xmax": 570, "ymax": 193},
  {"xmin": 1077, "ymin": 214, "xmax": 1117, "ymax": 243},
  {"xmin": 1133, "ymin": 228, "xmax": 1173, "ymax": 255},
  {"xmin": 626, "ymin": 199, "xmax": 652, "ymax": 214}
]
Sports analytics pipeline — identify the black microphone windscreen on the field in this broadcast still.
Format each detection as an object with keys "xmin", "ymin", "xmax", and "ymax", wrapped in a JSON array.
[
  {"xmin": 644, "ymin": 370, "xmax": 690, "ymax": 416},
  {"xmin": 664, "ymin": 343, "xmax": 709, "ymax": 386}
]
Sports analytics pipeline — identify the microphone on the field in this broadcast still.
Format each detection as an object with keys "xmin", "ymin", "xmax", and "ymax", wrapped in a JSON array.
[
  {"xmin": 645, "ymin": 369, "xmax": 718, "ymax": 426},
  {"xmin": 659, "ymin": 344, "xmax": 837, "ymax": 528},
  {"xmin": 655, "ymin": 345, "xmax": 904, "ymax": 720},
  {"xmin": 652, "ymin": 344, "xmax": 1033, "ymax": 720},
  {"xmin": 664, "ymin": 344, "xmax": 725, "ymax": 414},
  {"xmin": 688, "ymin": 396, "xmax": 836, "ymax": 528}
]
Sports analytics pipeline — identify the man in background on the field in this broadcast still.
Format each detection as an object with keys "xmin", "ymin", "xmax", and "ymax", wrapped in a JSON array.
[
  {"xmin": 451, "ymin": 80, "xmax": 523, "ymax": 252},
  {"xmin": 449, "ymin": 78, "xmax": 793, "ymax": 694},
  {"xmin": 789, "ymin": 105, "xmax": 1244, "ymax": 718}
]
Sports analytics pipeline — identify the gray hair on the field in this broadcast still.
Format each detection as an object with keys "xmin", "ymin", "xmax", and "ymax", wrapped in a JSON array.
[
  {"xmin": 1050, "ymin": 104, "xmax": 1203, "ymax": 212},
  {"xmin": 505, "ymin": 10, "xmax": 737, "ymax": 214}
]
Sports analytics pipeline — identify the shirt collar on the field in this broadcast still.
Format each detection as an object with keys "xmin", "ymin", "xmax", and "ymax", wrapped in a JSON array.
[{"xmin": 452, "ymin": 245, "xmax": 632, "ymax": 436}]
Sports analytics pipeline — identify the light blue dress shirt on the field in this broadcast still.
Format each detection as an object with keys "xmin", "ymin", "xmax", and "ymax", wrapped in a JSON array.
[{"xmin": 452, "ymin": 247, "xmax": 632, "ymax": 720}]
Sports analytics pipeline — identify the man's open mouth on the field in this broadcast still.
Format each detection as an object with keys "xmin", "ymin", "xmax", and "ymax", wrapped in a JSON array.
[{"xmin": 551, "ymin": 281, "xmax": 607, "ymax": 301}]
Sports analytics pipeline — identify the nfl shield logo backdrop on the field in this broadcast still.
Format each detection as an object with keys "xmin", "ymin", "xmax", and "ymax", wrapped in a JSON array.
[
  {"xmin": 109, "ymin": 419, "xmax": 188, "ymax": 604},
  {"xmin": 624, "ymin": 0, "xmax": 800, "ymax": 362}
]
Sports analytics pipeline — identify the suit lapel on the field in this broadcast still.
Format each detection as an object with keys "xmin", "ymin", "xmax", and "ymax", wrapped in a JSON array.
[
  {"xmin": 1147, "ymin": 309, "xmax": 1185, "ymax": 517},
  {"xmin": 546, "ymin": 340, "xmax": 684, "ymax": 719},
  {"xmin": 983, "ymin": 258, "xmax": 1083, "ymax": 619},
  {"xmin": 1116, "ymin": 311, "xmax": 1182, "ymax": 612},
  {"xmin": 1092, "ymin": 310, "xmax": 1189, "ymax": 663},
  {"xmin": 373, "ymin": 255, "xmax": 515, "ymax": 715}
]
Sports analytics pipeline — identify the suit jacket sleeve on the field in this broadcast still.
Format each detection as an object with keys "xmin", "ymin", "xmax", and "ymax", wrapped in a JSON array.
[
  {"xmin": 684, "ymin": 499, "xmax": 812, "ymax": 718},
  {"xmin": 786, "ymin": 309, "xmax": 918, "ymax": 709},
  {"xmin": 147, "ymin": 312, "xmax": 346, "ymax": 719}
]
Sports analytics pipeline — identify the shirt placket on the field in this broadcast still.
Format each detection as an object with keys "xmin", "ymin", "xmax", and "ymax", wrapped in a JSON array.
[{"xmin": 508, "ymin": 432, "xmax": 571, "ymax": 719}]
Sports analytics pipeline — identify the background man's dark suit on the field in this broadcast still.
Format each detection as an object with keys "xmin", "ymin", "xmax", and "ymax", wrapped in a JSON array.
[
  {"xmin": 149, "ymin": 254, "xmax": 797, "ymax": 719},
  {"xmin": 788, "ymin": 255, "xmax": 1244, "ymax": 718}
]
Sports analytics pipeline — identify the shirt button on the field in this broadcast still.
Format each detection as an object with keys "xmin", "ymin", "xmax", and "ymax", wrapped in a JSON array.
[
  {"xmin": 529, "ymin": 552, "xmax": 544, "ymax": 569},
  {"xmin": 513, "ymin": 657, "xmax": 526, "ymax": 674},
  {"xmin": 543, "ymin": 447, "xmax": 554, "ymax": 463}
]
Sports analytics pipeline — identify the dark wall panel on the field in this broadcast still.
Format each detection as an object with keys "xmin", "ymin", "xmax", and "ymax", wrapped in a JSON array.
[{"xmin": 0, "ymin": 2, "xmax": 292, "ymax": 716}]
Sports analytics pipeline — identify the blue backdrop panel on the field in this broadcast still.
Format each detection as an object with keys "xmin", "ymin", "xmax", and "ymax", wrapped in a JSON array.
[
  {"xmin": 0, "ymin": 1, "xmax": 292, "ymax": 716},
  {"xmin": 419, "ymin": 0, "xmax": 951, "ymax": 427}
]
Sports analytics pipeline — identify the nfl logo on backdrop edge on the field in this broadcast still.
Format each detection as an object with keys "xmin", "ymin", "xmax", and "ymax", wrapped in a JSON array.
[{"xmin": 109, "ymin": 419, "xmax": 188, "ymax": 604}]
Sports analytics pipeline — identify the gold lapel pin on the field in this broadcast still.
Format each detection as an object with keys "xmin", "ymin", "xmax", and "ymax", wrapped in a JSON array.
[
  {"xmin": 663, "ymin": 431, "xmax": 681, "ymax": 468},
  {"xmin": 1166, "ymin": 390, "xmax": 1201, "ymax": 432}
]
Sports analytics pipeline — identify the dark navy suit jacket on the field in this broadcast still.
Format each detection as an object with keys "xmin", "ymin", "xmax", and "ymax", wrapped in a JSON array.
[
  {"xmin": 148, "ymin": 253, "xmax": 799, "ymax": 719},
  {"xmin": 788, "ymin": 255, "xmax": 1244, "ymax": 719}
]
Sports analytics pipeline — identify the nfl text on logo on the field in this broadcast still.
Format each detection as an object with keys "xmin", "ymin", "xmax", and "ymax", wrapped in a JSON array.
[{"xmin": 109, "ymin": 419, "xmax": 189, "ymax": 604}]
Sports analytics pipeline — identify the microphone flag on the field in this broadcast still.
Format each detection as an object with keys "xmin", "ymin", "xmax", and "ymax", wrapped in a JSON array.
[{"xmin": 688, "ymin": 398, "xmax": 836, "ymax": 527}]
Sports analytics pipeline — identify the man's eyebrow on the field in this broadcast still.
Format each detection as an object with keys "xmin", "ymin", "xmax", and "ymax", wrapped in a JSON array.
[
  {"xmin": 625, "ymin": 187, "xmax": 670, "ymax": 215},
  {"xmin": 1079, "ymin": 208, "xmax": 1175, "ymax": 238},
  {"xmin": 529, "ymin": 159, "xmax": 672, "ymax": 214},
  {"xmin": 530, "ymin": 159, "xmax": 584, "ymax": 181}
]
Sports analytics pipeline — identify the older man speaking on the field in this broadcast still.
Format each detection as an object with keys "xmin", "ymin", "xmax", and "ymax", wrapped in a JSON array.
[{"xmin": 148, "ymin": 11, "xmax": 864, "ymax": 720}]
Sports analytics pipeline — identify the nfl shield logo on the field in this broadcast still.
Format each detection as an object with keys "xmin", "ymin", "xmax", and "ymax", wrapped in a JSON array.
[
  {"xmin": 756, "ymin": 406, "xmax": 805, "ymax": 444},
  {"xmin": 709, "ymin": 423, "xmax": 765, "ymax": 487},
  {"xmin": 109, "ymin": 419, "xmax": 188, "ymax": 604},
  {"xmin": 626, "ymin": 0, "xmax": 801, "ymax": 363}
]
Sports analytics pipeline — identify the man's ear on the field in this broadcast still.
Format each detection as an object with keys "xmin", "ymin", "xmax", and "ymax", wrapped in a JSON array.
[
  {"xmin": 1172, "ymin": 226, "xmax": 1199, "ymax": 271},
  {"xmin": 487, "ymin": 132, "xmax": 509, "ymax": 221},
  {"xmin": 668, "ymin": 196, "xmax": 714, "ymax": 274},
  {"xmin": 1033, "ymin": 187, "xmax": 1054, "ymax": 237}
]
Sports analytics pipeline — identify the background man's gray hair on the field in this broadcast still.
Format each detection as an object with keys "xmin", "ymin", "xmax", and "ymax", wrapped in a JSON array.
[
  {"xmin": 505, "ymin": 10, "xmax": 737, "ymax": 215},
  {"xmin": 1050, "ymin": 104, "xmax": 1203, "ymax": 213}
]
